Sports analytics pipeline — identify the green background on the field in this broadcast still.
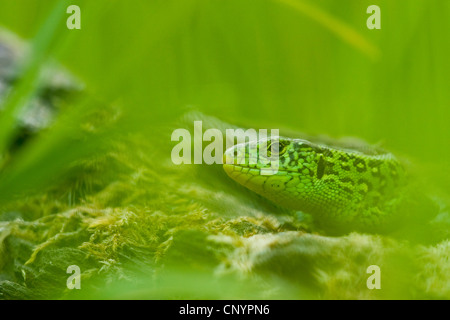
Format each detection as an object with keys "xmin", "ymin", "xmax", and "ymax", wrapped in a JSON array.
[
  {"xmin": 0, "ymin": 0, "xmax": 448, "ymax": 300},
  {"xmin": 1, "ymin": 0, "xmax": 448, "ymax": 158}
]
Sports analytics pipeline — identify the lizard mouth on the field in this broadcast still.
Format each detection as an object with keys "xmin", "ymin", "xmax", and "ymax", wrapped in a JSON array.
[
  {"xmin": 222, "ymin": 163, "xmax": 265, "ymax": 188},
  {"xmin": 222, "ymin": 163, "xmax": 285, "ymax": 181}
]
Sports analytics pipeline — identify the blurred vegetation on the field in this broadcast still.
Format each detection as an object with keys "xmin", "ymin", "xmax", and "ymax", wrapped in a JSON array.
[{"xmin": 0, "ymin": 0, "xmax": 448, "ymax": 299}]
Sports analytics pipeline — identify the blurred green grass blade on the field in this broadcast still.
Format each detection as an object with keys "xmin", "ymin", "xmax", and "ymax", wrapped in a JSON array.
[
  {"xmin": 0, "ymin": 0, "xmax": 199, "ymax": 203},
  {"xmin": 276, "ymin": 0, "xmax": 380, "ymax": 59},
  {"xmin": 0, "ymin": 96, "xmax": 109, "ymax": 203},
  {"xmin": 0, "ymin": 0, "xmax": 70, "ymax": 155},
  {"xmin": 55, "ymin": 0, "xmax": 199, "ymax": 128},
  {"xmin": 66, "ymin": 269, "xmax": 306, "ymax": 300}
]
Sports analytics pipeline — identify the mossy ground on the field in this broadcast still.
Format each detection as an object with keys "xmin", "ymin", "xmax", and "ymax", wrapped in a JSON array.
[{"xmin": 0, "ymin": 133, "xmax": 448, "ymax": 300}]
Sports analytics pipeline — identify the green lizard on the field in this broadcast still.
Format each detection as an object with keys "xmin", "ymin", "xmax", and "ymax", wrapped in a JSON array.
[{"xmin": 223, "ymin": 136, "xmax": 422, "ymax": 234}]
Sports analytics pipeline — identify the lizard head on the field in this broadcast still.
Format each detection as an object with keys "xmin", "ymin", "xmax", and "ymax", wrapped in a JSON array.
[
  {"xmin": 223, "ymin": 135, "xmax": 409, "ymax": 233},
  {"xmin": 223, "ymin": 137, "xmax": 325, "ymax": 211}
]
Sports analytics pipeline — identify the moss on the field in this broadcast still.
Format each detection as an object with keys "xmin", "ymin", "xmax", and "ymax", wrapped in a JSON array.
[{"xmin": 0, "ymin": 133, "xmax": 449, "ymax": 299}]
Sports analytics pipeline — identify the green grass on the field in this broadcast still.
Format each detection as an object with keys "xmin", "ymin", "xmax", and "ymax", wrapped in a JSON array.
[{"xmin": 0, "ymin": 0, "xmax": 449, "ymax": 300}]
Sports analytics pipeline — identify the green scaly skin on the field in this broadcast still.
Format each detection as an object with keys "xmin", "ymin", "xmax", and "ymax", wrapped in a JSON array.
[{"xmin": 223, "ymin": 137, "xmax": 409, "ymax": 233}]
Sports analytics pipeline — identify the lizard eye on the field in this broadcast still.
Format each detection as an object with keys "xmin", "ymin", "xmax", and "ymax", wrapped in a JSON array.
[{"xmin": 267, "ymin": 141, "xmax": 288, "ymax": 157}]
